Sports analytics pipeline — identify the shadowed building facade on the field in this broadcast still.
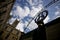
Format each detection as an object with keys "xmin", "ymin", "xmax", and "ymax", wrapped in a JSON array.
[
  {"xmin": 0, "ymin": 0, "xmax": 15, "ymax": 31},
  {"xmin": 0, "ymin": 18, "xmax": 22, "ymax": 40},
  {"xmin": 0, "ymin": 0, "xmax": 22, "ymax": 40}
]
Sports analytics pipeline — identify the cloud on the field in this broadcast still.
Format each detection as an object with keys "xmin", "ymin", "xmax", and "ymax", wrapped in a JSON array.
[
  {"xmin": 44, "ymin": 16, "xmax": 50, "ymax": 24},
  {"xmin": 11, "ymin": 3, "xmax": 43, "ymax": 19},
  {"xmin": 55, "ymin": 5, "xmax": 60, "ymax": 18},
  {"xmin": 24, "ymin": 20, "xmax": 38, "ymax": 33},
  {"xmin": 29, "ymin": 6, "xmax": 43, "ymax": 17},
  {"xmin": 55, "ymin": 11, "xmax": 60, "ymax": 18},
  {"xmin": 55, "ymin": 11, "xmax": 60, "ymax": 15},
  {"xmin": 27, "ymin": 0, "xmax": 43, "ymax": 7},
  {"xmin": 16, "ymin": 22, "xmax": 24, "ymax": 32},
  {"xmin": 8, "ymin": 17, "xmax": 16, "ymax": 25},
  {"xmin": 10, "ymin": 0, "xmax": 43, "ymax": 32},
  {"xmin": 17, "ymin": 6, "xmax": 30, "ymax": 18},
  {"xmin": 28, "ymin": 20, "xmax": 38, "ymax": 30}
]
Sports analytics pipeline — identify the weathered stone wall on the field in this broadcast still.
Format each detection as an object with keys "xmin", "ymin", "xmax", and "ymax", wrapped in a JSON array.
[
  {"xmin": 0, "ymin": 0, "xmax": 15, "ymax": 31},
  {"xmin": 0, "ymin": 23, "xmax": 21, "ymax": 40},
  {"xmin": 0, "ymin": 0, "xmax": 22, "ymax": 40}
]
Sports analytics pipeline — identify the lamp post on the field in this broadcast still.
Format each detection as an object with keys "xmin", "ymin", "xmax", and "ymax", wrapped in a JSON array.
[{"xmin": 33, "ymin": 10, "xmax": 48, "ymax": 40}]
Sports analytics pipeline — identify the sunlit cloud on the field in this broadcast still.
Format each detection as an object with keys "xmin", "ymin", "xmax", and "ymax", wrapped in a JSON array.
[
  {"xmin": 9, "ymin": 0, "xmax": 60, "ymax": 33},
  {"xmin": 44, "ymin": 16, "xmax": 50, "ymax": 24},
  {"xmin": 10, "ymin": 0, "xmax": 43, "ymax": 32},
  {"xmin": 55, "ymin": 5, "xmax": 60, "ymax": 18},
  {"xmin": 16, "ymin": 22, "xmax": 24, "ymax": 32}
]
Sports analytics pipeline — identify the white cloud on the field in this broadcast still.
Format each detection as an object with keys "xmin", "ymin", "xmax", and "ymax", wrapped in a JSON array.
[
  {"xmin": 55, "ymin": 6, "xmax": 59, "ymax": 9},
  {"xmin": 28, "ymin": 20, "xmax": 38, "ymax": 30},
  {"xmin": 14, "ymin": 0, "xmax": 43, "ymax": 18},
  {"xmin": 12, "ymin": 4, "xmax": 43, "ymax": 19},
  {"xmin": 10, "ymin": 12, "xmax": 12, "ymax": 15},
  {"xmin": 55, "ymin": 11, "xmax": 60, "ymax": 15},
  {"xmin": 16, "ymin": 22, "xmax": 24, "ymax": 32},
  {"xmin": 44, "ymin": 16, "xmax": 50, "ymax": 24},
  {"xmin": 29, "ymin": 6, "xmax": 43, "ymax": 17},
  {"xmin": 27, "ymin": 0, "xmax": 43, "ymax": 7},
  {"xmin": 17, "ymin": 6, "xmax": 30, "ymax": 18},
  {"xmin": 8, "ymin": 17, "xmax": 16, "ymax": 25},
  {"xmin": 12, "ymin": 6, "xmax": 30, "ymax": 19},
  {"xmin": 10, "ymin": 0, "xmax": 43, "ymax": 32},
  {"xmin": 55, "ymin": 11, "xmax": 60, "ymax": 18},
  {"xmin": 55, "ymin": 6, "xmax": 60, "ymax": 18},
  {"xmin": 24, "ymin": 20, "xmax": 38, "ymax": 33}
]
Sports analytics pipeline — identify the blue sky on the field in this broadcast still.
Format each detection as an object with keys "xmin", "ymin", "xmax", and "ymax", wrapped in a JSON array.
[{"xmin": 9, "ymin": 0, "xmax": 60, "ymax": 33}]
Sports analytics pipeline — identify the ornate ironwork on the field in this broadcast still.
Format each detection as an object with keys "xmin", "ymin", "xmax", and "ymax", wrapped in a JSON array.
[{"xmin": 35, "ymin": 10, "xmax": 48, "ymax": 24}]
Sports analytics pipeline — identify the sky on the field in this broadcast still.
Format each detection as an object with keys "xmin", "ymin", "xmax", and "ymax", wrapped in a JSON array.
[{"xmin": 8, "ymin": 0, "xmax": 60, "ymax": 33}]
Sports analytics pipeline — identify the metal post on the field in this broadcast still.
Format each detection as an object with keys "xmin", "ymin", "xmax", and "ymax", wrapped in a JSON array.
[{"xmin": 33, "ymin": 10, "xmax": 48, "ymax": 40}]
